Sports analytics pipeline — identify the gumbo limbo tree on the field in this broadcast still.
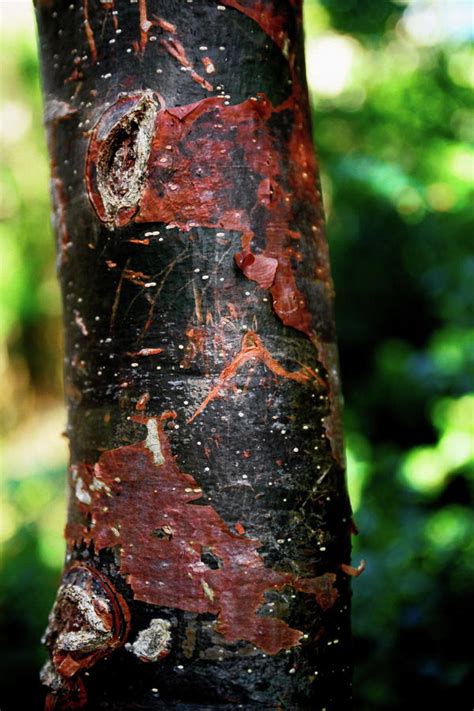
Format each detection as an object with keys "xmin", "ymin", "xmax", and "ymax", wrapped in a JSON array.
[{"xmin": 34, "ymin": 0, "xmax": 360, "ymax": 708}]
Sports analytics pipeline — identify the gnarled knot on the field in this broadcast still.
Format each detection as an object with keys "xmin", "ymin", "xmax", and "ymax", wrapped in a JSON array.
[
  {"xmin": 86, "ymin": 92, "xmax": 158, "ymax": 228},
  {"xmin": 41, "ymin": 563, "xmax": 130, "ymax": 681}
]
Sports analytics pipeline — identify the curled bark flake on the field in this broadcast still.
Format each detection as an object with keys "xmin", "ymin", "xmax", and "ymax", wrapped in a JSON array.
[
  {"xmin": 127, "ymin": 347, "xmax": 163, "ymax": 357},
  {"xmin": 73, "ymin": 310, "xmax": 88, "ymax": 336},
  {"xmin": 160, "ymin": 38, "xmax": 213, "ymax": 92},
  {"xmin": 151, "ymin": 15, "xmax": 176, "ymax": 34},
  {"xmin": 201, "ymin": 56, "xmax": 216, "ymax": 74},
  {"xmin": 341, "ymin": 560, "xmax": 366, "ymax": 577},
  {"xmin": 44, "ymin": 101, "xmax": 77, "ymax": 268},
  {"xmin": 234, "ymin": 251, "xmax": 278, "ymax": 289},
  {"xmin": 180, "ymin": 326, "xmax": 207, "ymax": 369},
  {"xmin": 42, "ymin": 669, "xmax": 87, "ymax": 711},
  {"xmin": 138, "ymin": 0, "xmax": 149, "ymax": 53}
]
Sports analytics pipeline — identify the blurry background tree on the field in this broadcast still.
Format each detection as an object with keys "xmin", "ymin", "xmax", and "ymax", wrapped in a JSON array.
[{"xmin": 0, "ymin": 0, "xmax": 472, "ymax": 709}]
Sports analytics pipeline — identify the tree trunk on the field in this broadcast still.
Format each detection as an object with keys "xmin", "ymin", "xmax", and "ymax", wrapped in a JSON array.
[{"xmin": 34, "ymin": 1, "xmax": 353, "ymax": 708}]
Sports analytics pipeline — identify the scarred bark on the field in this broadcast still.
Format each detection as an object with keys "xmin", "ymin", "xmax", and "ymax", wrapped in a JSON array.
[{"xmin": 35, "ymin": 1, "xmax": 354, "ymax": 708}]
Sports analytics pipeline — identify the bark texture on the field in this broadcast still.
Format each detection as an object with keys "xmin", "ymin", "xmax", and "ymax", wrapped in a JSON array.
[{"xmin": 35, "ymin": 1, "xmax": 353, "ymax": 708}]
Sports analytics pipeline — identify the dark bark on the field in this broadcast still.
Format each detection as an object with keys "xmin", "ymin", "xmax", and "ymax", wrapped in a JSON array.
[{"xmin": 34, "ymin": 1, "xmax": 354, "ymax": 708}]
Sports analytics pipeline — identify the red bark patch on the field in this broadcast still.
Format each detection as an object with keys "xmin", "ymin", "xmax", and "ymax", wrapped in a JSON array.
[
  {"xmin": 67, "ymin": 413, "xmax": 339, "ymax": 654},
  {"xmin": 86, "ymin": 92, "xmax": 317, "ymax": 338},
  {"xmin": 295, "ymin": 573, "xmax": 339, "ymax": 612}
]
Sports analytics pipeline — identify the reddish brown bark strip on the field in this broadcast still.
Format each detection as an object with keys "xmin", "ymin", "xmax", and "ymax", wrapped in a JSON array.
[
  {"xmin": 67, "ymin": 413, "xmax": 339, "ymax": 655},
  {"xmin": 188, "ymin": 330, "xmax": 326, "ymax": 423}
]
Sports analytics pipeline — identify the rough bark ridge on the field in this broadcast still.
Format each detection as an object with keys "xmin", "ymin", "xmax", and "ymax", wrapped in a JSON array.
[{"xmin": 35, "ymin": 1, "xmax": 354, "ymax": 708}]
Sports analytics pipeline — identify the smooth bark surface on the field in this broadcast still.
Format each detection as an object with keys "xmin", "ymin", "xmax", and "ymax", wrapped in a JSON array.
[{"xmin": 35, "ymin": 1, "xmax": 353, "ymax": 708}]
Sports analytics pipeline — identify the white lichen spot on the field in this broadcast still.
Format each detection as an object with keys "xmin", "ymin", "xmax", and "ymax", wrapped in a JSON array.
[
  {"xmin": 129, "ymin": 618, "xmax": 172, "ymax": 662},
  {"xmin": 145, "ymin": 419, "xmax": 164, "ymax": 465}
]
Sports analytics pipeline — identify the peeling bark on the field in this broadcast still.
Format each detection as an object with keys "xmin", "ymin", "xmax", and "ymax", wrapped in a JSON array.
[{"xmin": 35, "ymin": 1, "xmax": 353, "ymax": 708}]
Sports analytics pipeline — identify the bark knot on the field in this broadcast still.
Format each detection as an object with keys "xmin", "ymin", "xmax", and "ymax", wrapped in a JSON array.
[
  {"xmin": 86, "ymin": 92, "xmax": 158, "ymax": 228},
  {"xmin": 41, "ymin": 563, "xmax": 130, "ymax": 681}
]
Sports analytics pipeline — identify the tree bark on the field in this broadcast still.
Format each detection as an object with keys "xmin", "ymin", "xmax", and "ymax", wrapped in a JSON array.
[{"xmin": 34, "ymin": 1, "xmax": 353, "ymax": 708}]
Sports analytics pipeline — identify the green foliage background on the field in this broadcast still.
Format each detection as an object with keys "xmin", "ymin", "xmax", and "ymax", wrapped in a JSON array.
[{"xmin": 1, "ymin": 1, "xmax": 473, "ymax": 708}]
